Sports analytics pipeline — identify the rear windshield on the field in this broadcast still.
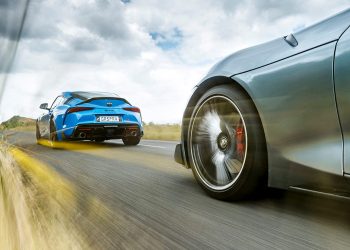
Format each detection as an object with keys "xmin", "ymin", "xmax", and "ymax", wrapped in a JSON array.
[{"xmin": 71, "ymin": 91, "xmax": 119, "ymax": 100}]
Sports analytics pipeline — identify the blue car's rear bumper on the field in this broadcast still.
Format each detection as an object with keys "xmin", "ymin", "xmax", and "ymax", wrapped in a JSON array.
[{"xmin": 62, "ymin": 123, "xmax": 142, "ymax": 140}]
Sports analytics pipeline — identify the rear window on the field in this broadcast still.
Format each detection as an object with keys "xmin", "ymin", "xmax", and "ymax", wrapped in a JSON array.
[
  {"xmin": 65, "ymin": 97, "xmax": 82, "ymax": 106},
  {"xmin": 72, "ymin": 92, "xmax": 119, "ymax": 100}
]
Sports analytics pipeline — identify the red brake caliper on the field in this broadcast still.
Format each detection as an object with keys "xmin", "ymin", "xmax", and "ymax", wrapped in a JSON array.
[{"xmin": 236, "ymin": 122, "xmax": 245, "ymax": 161}]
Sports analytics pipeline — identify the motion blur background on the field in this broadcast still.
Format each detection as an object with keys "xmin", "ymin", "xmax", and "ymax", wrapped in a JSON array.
[
  {"xmin": 2, "ymin": 2, "xmax": 350, "ymax": 250},
  {"xmin": 1, "ymin": 0, "xmax": 349, "ymax": 124}
]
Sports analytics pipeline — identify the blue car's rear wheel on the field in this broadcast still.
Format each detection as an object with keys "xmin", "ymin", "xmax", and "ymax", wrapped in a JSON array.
[
  {"xmin": 122, "ymin": 136, "xmax": 141, "ymax": 146},
  {"xmin": 188, "ymin": 85, "xmax": 266, "ymax": 200},
  {"xmin": 36, "ymin": 123, "xmax": 41, "ymax": 143},
  {"xmin": 95, "ymin": 138, "xmax": 105, "ymax": 143},
  {"xmin": 49, "ymin": 119, "xmax": 58, "ymax": 146}
]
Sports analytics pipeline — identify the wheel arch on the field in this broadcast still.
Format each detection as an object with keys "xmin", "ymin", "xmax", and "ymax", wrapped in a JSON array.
[
  {"xmin": 51, "ymin": 112, "xmax": 67, "ymax": 141},
  {"xmin": 181, "ymin": 76, "xmax": 268, "ymax": 173},
  {"xmin": 49, "ymin": 114, "xmax": 63, "ymax": 141}
]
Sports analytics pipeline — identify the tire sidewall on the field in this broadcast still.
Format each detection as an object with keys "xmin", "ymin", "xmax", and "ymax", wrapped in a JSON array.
[
  {"xmin": 123, "ymin": 136, "xmax": 141, "ymax": 146},
  {"xmin": 50, "ymin": 119, "xmax": 58, "ymax": 142}
]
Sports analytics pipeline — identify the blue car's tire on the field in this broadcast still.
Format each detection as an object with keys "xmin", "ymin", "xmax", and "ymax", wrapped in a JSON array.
[
  {"xmin": 49, "ymin": 119, "xmax": 58, "ymax": 147},
  {"xmin": 36, "ymin": 123, "xmax": 41, "ymax": 143},
  {"xmin": 187, "ymin": 85, "xmax": 267, "ymax": 200},
  {"xmin": 95, "ymin": 138, "xmax": 105, "ymax": 143},
  {"xmin": 122, "ymin": 136, "xmax": 140, "ymax": 146}
]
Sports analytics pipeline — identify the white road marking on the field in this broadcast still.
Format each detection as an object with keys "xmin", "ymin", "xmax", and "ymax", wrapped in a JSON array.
[{"xmin": 139, "ymin": 144, "xmax": 167, "ymax": 149}]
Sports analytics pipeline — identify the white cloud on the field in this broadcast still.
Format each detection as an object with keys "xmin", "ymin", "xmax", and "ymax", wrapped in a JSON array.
[{"xmin": 0, "ymin": 0, "xmax": 349, "ymax": 123}]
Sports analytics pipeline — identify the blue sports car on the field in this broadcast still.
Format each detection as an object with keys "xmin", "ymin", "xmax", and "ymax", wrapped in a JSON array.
[{"xmin": 36, "ymin": 91, "xmax": 143, "ymax": 145}]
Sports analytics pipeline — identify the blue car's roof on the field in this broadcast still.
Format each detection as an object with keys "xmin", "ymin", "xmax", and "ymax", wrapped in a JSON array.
[{"xmin": 62, "ymin": 91, "xmax": 119, "ymax": 100}]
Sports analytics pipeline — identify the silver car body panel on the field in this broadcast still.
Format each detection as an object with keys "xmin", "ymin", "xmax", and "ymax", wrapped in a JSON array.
[
  {"xmin": 233, "ymin": 42, "xmax": 342, "ymax": 188},
  {"xmin": 202, "ymin": 9, "xmax": 350, "ymax": 81},
  {"xmin": 334, "ymin": 25, "xmax": 350, "ymax": 174}
]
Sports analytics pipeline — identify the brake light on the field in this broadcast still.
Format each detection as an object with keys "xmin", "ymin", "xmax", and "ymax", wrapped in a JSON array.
[
  {"xmin": 67, "ymin": 107, "xmax": 93, "ymax": 114},
  {"xmin": 123, "ymin": 107, "xmax": 140, "ymax": 113}
]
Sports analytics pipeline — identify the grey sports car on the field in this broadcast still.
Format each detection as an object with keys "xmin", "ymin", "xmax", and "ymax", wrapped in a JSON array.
[{"xmin": 174, "ymin": 9, "xmax": 350, "ymax": 200}]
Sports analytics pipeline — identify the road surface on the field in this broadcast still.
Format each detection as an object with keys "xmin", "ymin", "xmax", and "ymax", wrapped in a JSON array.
[{"xmin": 4, "ymin": 131, "xmax": 350, "ymax": 249}]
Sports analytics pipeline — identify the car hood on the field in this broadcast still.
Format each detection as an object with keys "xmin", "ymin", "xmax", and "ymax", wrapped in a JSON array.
[{"xmin": 201, "ymin": 9, "xmax": 350, "ymax": 82}]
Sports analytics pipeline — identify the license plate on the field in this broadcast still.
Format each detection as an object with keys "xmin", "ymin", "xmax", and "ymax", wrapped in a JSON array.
[{"xmin": 97, "ymin": 116, "xmax": 121, "ymax": 122}]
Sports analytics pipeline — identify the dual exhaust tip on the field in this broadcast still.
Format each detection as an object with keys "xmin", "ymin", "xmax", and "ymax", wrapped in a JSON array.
[{"xmin": 78, "ymin": 132, "xmax": 87, "ymax": 138}]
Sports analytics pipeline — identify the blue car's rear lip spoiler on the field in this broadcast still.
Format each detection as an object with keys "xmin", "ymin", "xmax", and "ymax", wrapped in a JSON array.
[{"xmin": 77, "ymin": 97, "xmax": 131, "ymax": 105}]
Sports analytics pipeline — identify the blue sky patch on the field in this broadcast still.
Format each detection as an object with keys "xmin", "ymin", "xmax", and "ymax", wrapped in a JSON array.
[{"xmin": 149, "ymin": 27, "xmax": 183, "ymax": 51}]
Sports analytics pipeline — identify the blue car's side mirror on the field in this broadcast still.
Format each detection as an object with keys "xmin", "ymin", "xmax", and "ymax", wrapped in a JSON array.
[{"xmin": 39, "ymin": 103, "xmax": 49, "ymax": 110}]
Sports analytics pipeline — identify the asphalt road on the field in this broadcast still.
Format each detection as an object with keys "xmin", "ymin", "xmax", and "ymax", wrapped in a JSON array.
[{"xmin": 4, "ymin": 131, "xmax": 350, "ymax": 249}]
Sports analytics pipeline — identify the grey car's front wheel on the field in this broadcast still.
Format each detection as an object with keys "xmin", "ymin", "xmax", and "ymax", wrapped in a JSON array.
[{"xmin": 188, "ymin": 85, "xmax": 266, "ymax": 200}]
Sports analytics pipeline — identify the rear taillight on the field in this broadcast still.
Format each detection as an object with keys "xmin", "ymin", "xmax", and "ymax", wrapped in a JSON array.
[
  {"xmin": 67, "ymin": 107, "xmax": 93, "ymax": 114},
  {"xmin": 123, "ymin": 107, "xmax": 140, "ymax": 113}
]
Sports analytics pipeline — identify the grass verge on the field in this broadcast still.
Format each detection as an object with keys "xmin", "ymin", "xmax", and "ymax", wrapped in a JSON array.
[
  {"xmin": 3, "ymin": 123, "xmax": 182, "ymax": 141},
  {"xmin": 0, "ymin": 143, "xmax": 117, "ymax": 249},
  {"xmin": 143, "ymin": 123, "xmax": 181, "ymax": 141}
]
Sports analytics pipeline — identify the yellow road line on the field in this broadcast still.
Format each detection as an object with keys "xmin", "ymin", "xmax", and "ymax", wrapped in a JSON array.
[
  {"xmin": 9, "ymin": 147, "xmax": 77, "ymax": 205},
  {"xmin": 8, "ymin": 146, "xmax": 111, "ymax": 221}
]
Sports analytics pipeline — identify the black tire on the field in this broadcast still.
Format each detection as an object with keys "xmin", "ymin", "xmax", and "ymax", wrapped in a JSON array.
[
  {"xmin": 95, "ymin": 138, "xmax": 105, "ymax": 143},
  {"xmin": 49, "ymin": 119, "xmax": 58, "ymax": 147},
  {"xmin": 187, "ymin": 85, "xmax": 267, "ymax": 200},
  {"xmin": 122, "ymin": 136, "xmax": 141, "ymax": 146},
  {"xmin": 36, "ymin": 123, "xmax": 41, "ymax": 143}
]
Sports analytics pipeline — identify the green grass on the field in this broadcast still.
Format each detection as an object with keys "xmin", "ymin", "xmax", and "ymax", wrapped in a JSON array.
[
  {"xmin": 143, "ymin": 123, "xmax": 181, "ymax": 141},
  {"xmin": 9, "ymin": 125, "xmax": 36, "ymax": 132},
  {"xmin": 1, "ymin": 116, "xmax": 35, "ymax": 129}
]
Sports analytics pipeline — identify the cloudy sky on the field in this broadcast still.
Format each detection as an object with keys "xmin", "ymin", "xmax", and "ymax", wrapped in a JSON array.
[{"xmin": 0, "ymin": 0, "xmax": 349, "ymax": 123}]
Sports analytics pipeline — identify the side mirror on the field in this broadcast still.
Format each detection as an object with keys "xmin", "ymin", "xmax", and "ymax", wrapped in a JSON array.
[{"xmin": 39, "ymin": 103, "xmax": 49, "ymax": 110}]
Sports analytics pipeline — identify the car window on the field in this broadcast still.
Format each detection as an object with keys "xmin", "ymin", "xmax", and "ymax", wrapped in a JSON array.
[
  {"xmin": 64, "ymin": 97, "xmax": 82, "ymax": 105},
  {"xmin": 72, "ymin": 91, "xmax": 119, "ymax": 100},
  {"xmin": 59, "ymin": 97, "xmax": 67, "ymax": 105},
  {"xmin": 50, "ymin": 96, "xmax": 63, "ymax": 110}
]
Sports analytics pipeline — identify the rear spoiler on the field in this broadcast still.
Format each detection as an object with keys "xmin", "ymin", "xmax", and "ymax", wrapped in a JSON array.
[{"xmin": 77, "ymin": 97, "xmax": 131, "ymax": 105}]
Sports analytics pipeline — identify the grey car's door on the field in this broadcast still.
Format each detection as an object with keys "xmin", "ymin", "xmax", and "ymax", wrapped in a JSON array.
[{"xmin": 334, "ymin": 27, "xmax": 350, "ymax": 174}]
